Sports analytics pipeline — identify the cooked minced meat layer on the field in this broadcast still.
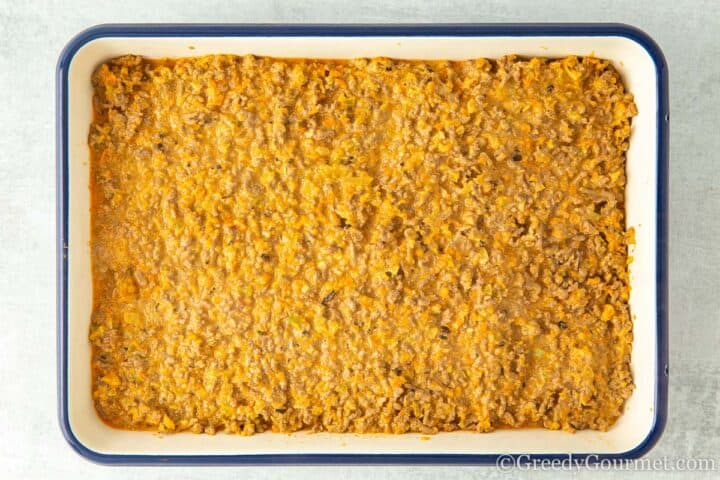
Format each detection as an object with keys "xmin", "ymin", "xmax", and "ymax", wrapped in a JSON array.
[{"xmin": 89, "ymin": 54, "xmax": 636, "ymax": 435}]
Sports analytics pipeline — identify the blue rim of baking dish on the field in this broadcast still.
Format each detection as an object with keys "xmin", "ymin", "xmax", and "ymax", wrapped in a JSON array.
[{"xmin": 56, "ymin": 23, "xmax": 669, "ymax": 466}]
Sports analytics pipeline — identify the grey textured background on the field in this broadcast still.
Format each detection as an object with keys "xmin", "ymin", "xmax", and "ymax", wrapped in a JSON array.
[{"xmin": 1, "ymin": 0, "xmax": 718, "ymax": 478}]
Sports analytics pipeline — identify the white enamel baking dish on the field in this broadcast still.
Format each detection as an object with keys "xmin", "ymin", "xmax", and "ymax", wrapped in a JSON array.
[{"xmin": 56, "ymin": 24, "xmax": 669, "ymax": 465}]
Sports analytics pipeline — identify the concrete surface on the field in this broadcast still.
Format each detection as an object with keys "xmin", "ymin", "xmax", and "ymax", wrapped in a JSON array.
[{"xmin": 0, "ymin": 0, "xmax": 718, "ymax": 478}]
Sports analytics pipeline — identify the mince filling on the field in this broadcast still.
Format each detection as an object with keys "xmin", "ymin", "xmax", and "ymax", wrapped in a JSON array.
[{"xmin": 89, "ymin": 54, "xmax": 636, "ymax": 435}]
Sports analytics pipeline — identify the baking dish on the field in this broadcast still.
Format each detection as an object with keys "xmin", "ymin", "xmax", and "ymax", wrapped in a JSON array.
[{"xmin": 56, "ymin": 23, "xmax": 668, "ymax": 465}]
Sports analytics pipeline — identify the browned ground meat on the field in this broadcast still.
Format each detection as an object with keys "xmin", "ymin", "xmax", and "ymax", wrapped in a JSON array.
[{"xmin": 89, "ymin": 54, "xmax": 636, "ymax": 435}]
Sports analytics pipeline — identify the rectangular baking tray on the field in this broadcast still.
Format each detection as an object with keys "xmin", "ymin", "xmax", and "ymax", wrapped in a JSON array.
[{"xmin": 56, "ymin": 23, "xmax": 668, "ymax": 465}]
